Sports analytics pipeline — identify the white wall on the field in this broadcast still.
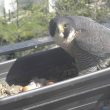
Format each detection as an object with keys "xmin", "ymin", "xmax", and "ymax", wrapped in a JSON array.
[
  {"xmin": 0, "ymin": 0, "xmax": 4, "ymax": 16},
  {"xmin": 49, "ymin": 0, "xmax": 56, "ymax": 13},
  {"xmin": 4, "ymin": 0, "xmax": 17, "ymax": 14},
  {"xmin": 0, "ymin": 0, "xmax": 17, "ymax": 16},
  {"xmin": 0, "ymin": 0, "xmax": 55, "ymax": 16}
]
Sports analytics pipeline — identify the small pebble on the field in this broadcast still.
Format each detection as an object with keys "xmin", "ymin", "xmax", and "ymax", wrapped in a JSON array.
[
  {"xmin": 22, "ymin": 81, "xmax": 37, "ymax": 92},
  {"xmin": 39, "ymin": 78, "xmax": 47, "ymax": 86},
  {"xmin": 47, "ymin": 80, "xmax": 55, "ymax": 85},
  {"xmin": 36, "ymin": 83, "xmax": 42, "ymax": 88}
]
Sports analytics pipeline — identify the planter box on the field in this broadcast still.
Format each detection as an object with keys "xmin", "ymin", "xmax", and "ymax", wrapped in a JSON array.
[{"xmin": 0, "ymin": 42, "xmax": 110, "ymax": 109}]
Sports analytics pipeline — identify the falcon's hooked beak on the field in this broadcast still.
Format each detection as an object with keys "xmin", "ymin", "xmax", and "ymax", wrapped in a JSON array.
[
  {"xmin": 58, "ymin": 24, "xmax": 65, "ymax": 38},
  {"xmin": 57, "ymin": 24, "xmax": 77, "ymax": 43}
]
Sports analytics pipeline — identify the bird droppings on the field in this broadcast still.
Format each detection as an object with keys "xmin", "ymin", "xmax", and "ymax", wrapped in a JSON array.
[{"xmin": 0, "ymin": 78, "xmax": 56, "ymax": 98}]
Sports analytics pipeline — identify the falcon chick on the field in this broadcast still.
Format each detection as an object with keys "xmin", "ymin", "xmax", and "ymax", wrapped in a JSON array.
[{"xmin": 49, "ymin": 16, "xmax": 110, "ymax": 74}]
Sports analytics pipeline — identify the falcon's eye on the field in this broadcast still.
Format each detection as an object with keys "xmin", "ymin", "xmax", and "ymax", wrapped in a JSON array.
[{"xmin": 64, "ymin": 24, "xmax": 68, "ymax": 28}]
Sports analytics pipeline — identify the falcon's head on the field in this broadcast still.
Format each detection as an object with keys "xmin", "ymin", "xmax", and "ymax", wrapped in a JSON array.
[{"xmin": 49, "ymin": 16, "xmax": 77, "ymax": 48}]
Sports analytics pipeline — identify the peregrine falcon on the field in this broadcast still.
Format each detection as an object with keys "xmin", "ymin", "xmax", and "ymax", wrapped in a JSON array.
[{"xmin": 49, "ymin": 16, "xmax": 110, "ymax": 74}]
